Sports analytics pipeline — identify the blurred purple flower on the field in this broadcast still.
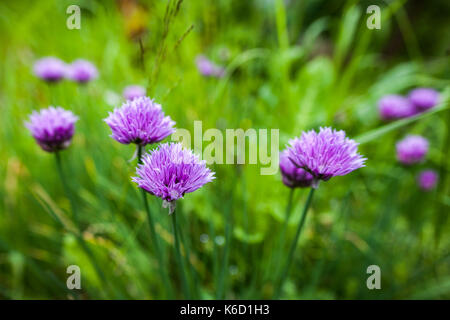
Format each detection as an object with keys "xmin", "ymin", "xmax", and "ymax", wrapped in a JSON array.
[
  {"xmin": 132, "ymin": 143, "xmax": 215, "ymax": 213},
  {"xmin": 417, "ymin": 169, "xmax": 438, "ymax": 191},
  {"xmin": 286, "ymin": 127, "xmax": 366, "ymax": 188},
  {"xmin": 195, "ymin": 55, "xmax": 225, "ymax": 78},
  {"xmin": 104, "ymin": 96, "xmax": 175, "ymax": 146},
  {"xmin": 25, "ymin": 106, "xmax": 78, "ymax": 152},
  {"xmin": 279, "ymin": 150, "xmax": 313, "ymax": 188},
  {"xmin": 396, "ymin": 135, "xmax": 429, "ymax": 165},
  {"xmin": 66, "ymin": 59, "xmax": 98, "ymax": 83},
  {"xmin": 378, "ymin": 95, "xmax": 416, "ymax": 120},
  {"xmin": 123, "ymin": 85, "xmax": 146, "ymax": 101},
  {"xmin": 33, "ymin": 57, "xmax": 66, "ymax": 82},
  {"xmin": 408, "ymin": 88, "xmax": 440, "ymax": 111}
]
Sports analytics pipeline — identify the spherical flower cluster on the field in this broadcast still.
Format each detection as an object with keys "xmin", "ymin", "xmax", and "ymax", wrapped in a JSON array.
[
  {"xmin": 286, "ymin": 127, "xmax": 366, "ymax": 188},
  {"xmin": 396, "ymin": 135, "xmax": 429, "ymax": 165},
  {"xmin": 132, "ymin": 143, "xmax": 215, "ymax": 213},
  {"xmin": 417, "ymin": 169, "xmax": 438, "ymax": 191},
  {"xmin": 378, "ymin": 88, "xmax": 440, "ymax": 120},
  {"xmin": 378, "ymin": 95, "xmax": 416, "ymax": 120},
  {"xmin": 279, "ymin": 150, "xmax": 313, "ymax": 188},
  {"xmin": 104, "ymin": 96, "xmax": 175, "ymax": 146},
  {"xmin": 25, "ymin": 106, "xmax": 78, "ymax": 152},
  {"xmin": 66, "ymin": 59, "xmax": 98, "ymax": 83},
  {"xmin": 123, "ymin": 85, "xmax": 146, "ymax": 101},
  {"xmin": 195, "ymin": 55, "xmax": 225, "ymax": 78},
  {"xmin": 33, "ymin": 57, "xmax": 67, "ymax": 82},
  {"xmin": 408, "ymin": 88, "xmax": 440, "ymax": 111}
]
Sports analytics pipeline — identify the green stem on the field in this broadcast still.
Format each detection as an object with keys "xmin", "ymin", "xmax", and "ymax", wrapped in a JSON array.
[
  {"xmin": 54, "ymin": 152, "xmax": 107, "ymax": 284},
  {"xmin": 176, "ymin": 203, "xmax": 199, "ymax": 298},
  {"xmin": 271, "ymin": 188, "xmax": 295, "ymax": 281},
  {"xmin": 274, "ymin": 187, "xmax": 315, "ymax": 299},
  {"xmin": 171, "ymin": 209, "xmax": 191, "ymax": 299},
  {"xmin": 217, "ymin": 195, "xmax": 233, "ymax": 299},
  {"xmin": 137, "ymin": 145, "xmax": 174, "ymax": 298},
  {"xmin": 434, "ymin": 107, "xmax": 450, "ymax": 246}
]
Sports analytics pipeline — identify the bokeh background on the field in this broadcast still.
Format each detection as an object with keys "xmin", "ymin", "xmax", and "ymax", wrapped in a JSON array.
[{"xmin": 0, "ymin": 0, "xmax": 449, "ymax": 299}]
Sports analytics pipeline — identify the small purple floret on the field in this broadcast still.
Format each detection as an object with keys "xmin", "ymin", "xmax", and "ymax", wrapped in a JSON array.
[
  {"xmin": 408, "ymin": 88, "xmax": 440, "ymax": 111},
  {"xmin": 396, "ymin": 135, "xmax": 429, "ymax": 165},
  {"xmin": 66, "ymin": 59, "xmax": 98, "ymax": 83},
  {"xmin": 286, "ymin": 127, "xmax": 366, "ymax": 187},
  {"xmin": 378, "ymin": 95, "xmax": 416, "ymax": 120},
  {"xmin": 417, "ymin": 169, "xmax": 438, "ymax": 191},
  {"xmin": 104, "ymin": 96, "xmax": 175, "ymax": 146},
  {"xmin": 132, "ymin": 143, "xmax": 215, "ymax": 213},
  {"xmin": 25, "ymin": 106, "xmax": 78, "ymax": 152},
  {"xmin": 123, "ymin": 85, "xmax": 146, "ymax": 101},
  {"xmin": 279, "ymin": 150, "xmax": 313, "ymax": 188},
  {"xmin": 33, "ymin": 57, "xmax": 67, "ymax": 82},
  {"xmin": 195, "ymin": 55, "xmax": 225, "ymax": 78}
]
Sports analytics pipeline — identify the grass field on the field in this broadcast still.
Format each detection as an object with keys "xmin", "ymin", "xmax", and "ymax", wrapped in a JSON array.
[{"xmin": 0, "ymin": 0, "xmax": 449, "ymax": 299}]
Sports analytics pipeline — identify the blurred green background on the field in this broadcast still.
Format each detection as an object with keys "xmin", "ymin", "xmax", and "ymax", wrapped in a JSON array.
[{"xmin": 0, "ymin": 0, "xmax": 449, "ymax": 299}]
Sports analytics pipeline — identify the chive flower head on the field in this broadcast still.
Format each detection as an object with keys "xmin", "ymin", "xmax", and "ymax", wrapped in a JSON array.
[
  {"xmin": 104, "ymin": 96, "xmax": 175, "ymax": 146},
  {"xmin": 25, "ymin": 106, "xmax": 78, "ymax": 152},
  {"xmin": 132, "ymin": 143, "xmax": 215, "ymax": 213}
]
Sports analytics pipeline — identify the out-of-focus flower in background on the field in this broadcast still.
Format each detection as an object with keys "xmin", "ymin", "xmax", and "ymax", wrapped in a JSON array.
[
  {"xmin": 123, "ymin": 85, "xmax": 146, "ymax": 101},
  {"xmin": 396, "ymin": 135, "xmax": 429, "ymax": 165},
  {"xmin": 408, "ymin": 88, "xmax": 440, "ymax": 112},
  {"xmin": 195, "ymin": 55, "xmax": 225, "ymax": 78},
  {"xmin": 66, "ymin": 59, "xmax": 98, "ymax": 84},
  {"xmin": 33, "ymin": 57, "xmax": 67, "ymax": 83},
  {"xmin": 378, "ymin": 94, "xmax": 416, "ymax": 120},
  {"xmin": 25, "ymin": 106, "xmax": 78, "ymax": 152},
  {"xmin": 417, "ymin": 169, "xmax": 438, "ymax": 191}
]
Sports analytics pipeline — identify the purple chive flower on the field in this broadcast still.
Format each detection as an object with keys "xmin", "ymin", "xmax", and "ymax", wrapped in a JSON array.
[
  {"xmin": 279, "ymin": 150, "xmax": 313, "ymax": 188},
  {"xmin": 396, "ymin": 135, "xmax": 429, "ymax": 165},
  {"xmin": 132, "ymin": 143, "xmax": 215, "ymax": 213},
  {"xmin": 123, "ymin": 85, "xmax": 146, "ymax": 101},
  {"xmin": 66, "ymin": 59, "xmax": 98, "ymax": 83},
  {"xmin": 104, "ymin": 96, "xmax": 175, "ymax": 146},
  {"xmin": 286, "ymin": 127, "xmax": 366, "ymax": 188},
  {"xmin": 378, "ymin": 95, "xmax": 416, "ymax": 120},
  {"xmin": 195, "ymin": 55, "xmax": 225, "ymax": 78},
  {"xmin": 33, "ymin": 57, "xmax": 67, "ymax": 82},
  {"xmin": 417, "ymin": 169, "xmax": 438, "ymax": 191},
  {"xmin": 408, "ymin": 88, "xmax": 440, "ymax": 111},
  {"xmin": 25, "ymin": 106, "xmax": 78, "ymax": 152}
]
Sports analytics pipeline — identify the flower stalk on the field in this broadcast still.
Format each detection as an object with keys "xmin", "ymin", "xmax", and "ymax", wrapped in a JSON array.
[
  {"xmin": 270, "ymin": 188, "xmax": 295, "ymax": 282},
  {"xmin": 171, "ymin": 209, "xmax": 191, "ymax": 299},
  {"xmin": 54, "ymin": 151, "xmax": 107, "ymax": 284},
  {"xmin": 137, "ymin": 145, "xmax": 174, "ymax": 298},
  {"xmin": 274, "ymin": 187, "xmax": 315, "ymax": 299}
]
